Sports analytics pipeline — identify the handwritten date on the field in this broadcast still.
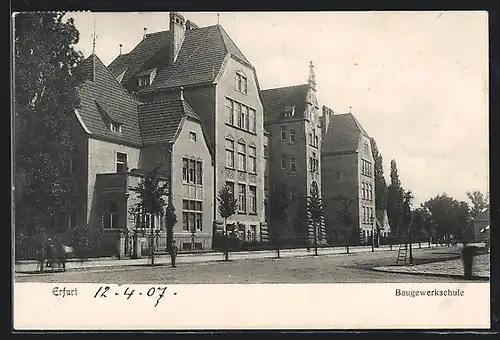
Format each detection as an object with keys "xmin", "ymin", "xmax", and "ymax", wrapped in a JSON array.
[{"xmin": 93, "ymin": 286, "xmax": 170, "ymax": 307}]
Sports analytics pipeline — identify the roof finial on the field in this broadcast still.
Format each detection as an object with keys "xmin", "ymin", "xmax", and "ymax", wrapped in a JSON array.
[
  {"xmin": 143, "ymin": 27, "xmax": 147, "ymax": 39},
  {"xmin": 217, "ymin": 13, "xmax": 220, "ymax": 25},
  {"xmin": 349, "ymin": 106, "xmax": 352, "ymax": 113},
  {"xmin": 119, "ymin": 44, "xmax": 123, "ymax": 55},
  {"xmin": 92, "ymin": 18, "xmax": 98, "ymax": 55},
  {"xmin": 308, "ymin": 61, "xmax": 316, "ymax": 88},
  {"xmin": 180, "ymin": 87, "xmax": 184, "ymax": 100}
]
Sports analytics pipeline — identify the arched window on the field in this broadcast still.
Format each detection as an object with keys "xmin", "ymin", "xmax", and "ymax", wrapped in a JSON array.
[{"xmin": 102, "ymin": 201, "xmax": 119, "ymax": 229}]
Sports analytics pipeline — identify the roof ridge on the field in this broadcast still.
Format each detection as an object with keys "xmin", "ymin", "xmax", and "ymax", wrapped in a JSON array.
[
  {"xmin": 139, "ymin": 98, "xmax": 182, "ymax": 106},
  {"xmin": 349, "ymin": 113, "xmax": 370, "ymax": 137},
  {"xmin": 261, "ymin": 83, "xmax": 309, "ymax": 92},
  {"xmin": 89, "ymin": 54, "xmax": 139, "ymax": 104}
]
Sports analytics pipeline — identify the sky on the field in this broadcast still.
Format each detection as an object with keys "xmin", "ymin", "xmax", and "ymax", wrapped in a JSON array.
[{"xmin": 66, "ymin": 11, "xmax": 489, "ymax": 206}]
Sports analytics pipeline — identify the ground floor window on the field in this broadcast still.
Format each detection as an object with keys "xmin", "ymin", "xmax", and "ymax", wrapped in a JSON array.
[
  {"xmin": 182, "ymin": 199, "xmax": 203, "ymax": 232},
  {"xmin": 102, "ymin": 201, "xmax": 119, "ymax": 229}
]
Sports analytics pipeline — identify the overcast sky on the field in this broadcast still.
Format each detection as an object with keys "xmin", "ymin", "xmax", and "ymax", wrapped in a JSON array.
[{"xmin": 66, "ymin": 11, "xmax": 489, "ymax": 206}]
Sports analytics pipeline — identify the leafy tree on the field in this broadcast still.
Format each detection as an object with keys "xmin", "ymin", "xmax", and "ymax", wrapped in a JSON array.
[
  {"xmin": 269, "ymin": 181, "xmax": 292, "ymax": 258},
  {"xmin": 217, "ymin": 185, "xmax": 237, "ymax": 261},
  {"xmin": 411, "ymin": 206, "xmax": 432, "ymax": 242},
  {"xmin": 387, "ymin": 159, "xmax": 405, "ymax": 238},
  {"xmin": 338, "ymin": 197, "xmax": 357, "ymax": 247},
  {"xmin": 370, "ymin": 137, "xmax": 387, "ymax": 211},
  {"xmin": 307, "ymin": 191, "xmax": 324, "ymax": 256},
  {"xmin": 14, "ymin": 12, "xmax": 84, "ymax": 234},
  {"xmin": 466, "ymin": 190, "xmax": 488, "ymax": 216},
  {"xmin": 130, "ymin": 164, "xmax": 168, "ymax": 266}
]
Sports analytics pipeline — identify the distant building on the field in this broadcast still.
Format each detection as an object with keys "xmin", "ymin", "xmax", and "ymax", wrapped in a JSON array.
[
  {"xmin": 375, "ymin": 209, "xmax": 391, "ymax": 241},
  {"xmin": 472, "ymin": 207, "xmax": 489, "ymax": 242},
  {"xmin": 260, "ymin": 62, "xmax": 326, "ymax": 244},
  {"xmin": 321, "ymin": 109, "xmax": 376, "ymax": 244}
]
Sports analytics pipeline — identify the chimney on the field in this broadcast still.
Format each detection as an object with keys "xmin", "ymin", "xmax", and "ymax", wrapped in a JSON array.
[
  {"xmin": 321, "ymin": 106, "xmax": 333, "ymax": 135},
  {"xmin": 169, "ymin": 12, "xmax": 186, "ymax": 63}
]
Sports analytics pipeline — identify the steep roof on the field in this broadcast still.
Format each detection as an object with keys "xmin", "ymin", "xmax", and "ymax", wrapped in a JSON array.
[
  {"xmin": 108, "ymin": 30, "xmax": 172, "ymax": 85},
  {"xmin": 76, "ymin": 55, "xmax": 142, "ymax": 146},
  {"xmin": 322, "ymin": 113, "xmax": 370, "ymax": 155},
  {"xmin": 108, "ymin": 23, "xmax": 252, "ymax": 92},
  {"xmin": 260, "ymin": 84, "xmax": 310, "ymax": 122},
  {"xmin": 138, "ymin": 98, "xmax": 201, "ymax": 145}
]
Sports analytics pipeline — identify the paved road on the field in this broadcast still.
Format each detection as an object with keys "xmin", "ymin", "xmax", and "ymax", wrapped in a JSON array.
[{"xmin": 15, "ymin": 245, "xmax": 468, "ymax": 284}]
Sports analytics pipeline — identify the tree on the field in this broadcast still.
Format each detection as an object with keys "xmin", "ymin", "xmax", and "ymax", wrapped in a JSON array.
[
  {"xmin": 217, "ymin": 185, "xmax": 237, "ymax": 261},
  {"xmin": 466, "ymin": 190, "xmax": 488, "ymax": 216},
  {"xmin": 370, "ymin": 137, "xmax": 387, "ymax": 211},
  {"xmin": 130, "ymin": 165, "xmax": 168, "ymax": 266},
  {"xmin": 269, "ymin": 181, "xmax": 292, "ymax": 258},
  {"xmin": 14, "ymin": 12, "xmax": 84, "ymax": 234},
  {"xmin": 423, "ymin": 194, "xmax": 473, "ymax": 244},
  {"xmin": 338, "ymin": 197, "xmax": 357, "ymax": 249},
  {"xmin": 411, "ymin": 206, "xmax": 432, "ymax": 242},
  {"xmin": 386, "ymin": 159, "xmax": 405, "ymax": 238},
  {"xmin": 307, "ymin": 191, "xmax": 324, "ymax": 256}
]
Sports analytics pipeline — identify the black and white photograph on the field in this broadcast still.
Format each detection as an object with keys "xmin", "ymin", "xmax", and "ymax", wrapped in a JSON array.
[{"xmin": 12, "ymin": 10, "xmax": 490, "ymax": 330}]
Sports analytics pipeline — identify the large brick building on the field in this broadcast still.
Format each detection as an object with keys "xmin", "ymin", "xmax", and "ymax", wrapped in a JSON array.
[
  {"xmin": 33, "ymin": 12, "xmax": 382, "ymax": 256},
  {"xmin": 320, "ymin": 109, "xmax": 377, "ymax": 244},
  {"xmin": 260, "ymin": 62, "xmax": 326, "ymax": 244}
]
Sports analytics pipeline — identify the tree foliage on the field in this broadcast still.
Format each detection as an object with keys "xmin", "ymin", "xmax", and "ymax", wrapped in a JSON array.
[
  {"xmin": 269, "ymin": 181, "xmax": 292, "ymax": 242},
  {"xmin": 14, "ymin": 12, "xmax": 84, "ymax": 232},
  {"xmin": 370, "ymin": 137, "xmax": 387, "ymax": 211},
  {"xmin": 386, "ymin": 159, "xmax": 405, "ymax": 237},
  {"xmin": 338, "ymin": 197, "xmax": 358, "ymax": 244},
  {"xmin": 217, "ymin": 185, "xmax": 237, "ymax": 221},
  {"xmin": 466, "ymin": 190, "xmax": 488, "ymax": 216}
]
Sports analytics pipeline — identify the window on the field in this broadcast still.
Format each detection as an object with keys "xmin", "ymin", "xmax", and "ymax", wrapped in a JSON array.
[
  {"xmin": 315, "ymin": 136, "xmax": 319, "ymax": 148},
  {"xmin": 249, "ymin": 186, "xmax": 257, "ymax": 213},
  {"xmin": 280, "ymin": 127, "xmax": 286, "ymax": 141},
  {"xmin": 290, "ymin": 129, "xmax": 296, "ymax": 143},
  {"xmin": 102, "ymin": 201, "xmax": 119, "ymax": 229},
  {"xmin": 284, "ymin": 105, "xmax": 295, "ymax": 117},
  {"xmin": 182, "ymin": 158, "xmax": 189, "ymax": 182},
  {"xmin": 182, "ymin": 199, "xmax": 203, "ymax": 231},
  {"xmin": 237, "ymin": 142, "xmax": 246, "ymax": 171},
  {"xmin": 290, "ymin": 190, "xmax": 296, "ymax": 203},
  {"xmin": 196, "ymin": 161, "xmax": 203, "ymax": 185},
  {"xmin": 238, "ymin": 184, "xmax": 247, "ymax": 213},
  {"xmin": 312, "ymin": 129, "xmax": 316, "ymax": 147},
  {"xmin": 226, "ymin": 139, "xmax": 235, "ymax": 168},
  {"xmin": 309, "ymin": 132, "xmax": 313, "ymax": 145},
  {"xmin": 226, "ymin": 181, "xmax": 235, "ymax": 200},
  {"xmin": 249, "ymin": 146, "xmax": 257, "ymax": 173},
  {"xmin": 116, "ymin": 152, "xmax": 127, "ymax": 173},
  {"xmin": 242, "ymin": 106, "xmax": 248, "ymax": 131},
  {"xmin": 68, "ymin": 210, "xmax": 77, "ymax": 230},
  {"xmin": 263, "ymin": 145, "xmax": 268, "ymax": 158},
  {"xmin": 281, "ymin": 155, "xmax": 287, "ymax": 170},
  {"xmin": 361, "ymin": 182, "xmax": 365, "ymax": 200},
  {"xmin": 189, "ymin": 131, "xmax": 197, "ymax": 142},
  {"xmin": 290, "ymin": 157, "xmax": 296, "ymax": 173},
  {"xmin": 362, "ymin": 159, "xmax": 372, "ymax": 177},
  {"xmin": 110, "ymin": 122, "xmax": 122, "ymax": 133},
  {"xmin": 364, "ymin": 142, "xmax": 369, "ymax": 155},
  {"xmin": 138, "ymin": 76, "xmax": 150, "ymax": 87},
  {"xmin": 362, "ymin": 206, "xmax": 366, "ymax": 224},
  {"xmin": 235, "ymin": 102, "xmax": 243, "ymax": 129},
  {"xmin": 236, "ymin": 72, "xmax": 248, "ymax": 94},
  {"xmin": 248, "ymin": 109, "xmax": 256, "ymax": 133},
  {"xmin": 188, "ymin": 159, "xmax": 196, "ymax": 183},
  {"xmin": 225, "ymin": 98, "xmax": 234, "ymax": 125}
]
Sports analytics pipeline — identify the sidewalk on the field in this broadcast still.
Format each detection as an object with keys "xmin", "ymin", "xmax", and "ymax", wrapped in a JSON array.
[
  {"xmin": 13, "ymin": 242, "xmax": 458, "ymax": 274},
  {"xmin": 373, "ymin": 254, "xmax": 490, "ymax": 280}
]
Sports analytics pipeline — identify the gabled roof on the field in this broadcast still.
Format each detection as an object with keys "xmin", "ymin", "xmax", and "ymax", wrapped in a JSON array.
[
  {"xmin": 138, "ymin": 98, "xmax": 202, "ymax": 145},
  {"xmin": 108, "ymin": 30, "xmax": 172, "ymax": 86},
  {"xmin": 322, "ymin": 113, "xmax": 370, "ymax": 155},
  {"xmin": 76, "ymin": 55, "xmax": 142, "ymax": 146},
  {"xmin": 260, "ymin": 84, "xmax": 310, "ymax": 122},
  {"xmin": 108, "ymin": 23, "xmax": 252, "ymax": 92}
]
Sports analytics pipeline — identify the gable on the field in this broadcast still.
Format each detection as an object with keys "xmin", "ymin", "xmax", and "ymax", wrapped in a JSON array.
[{"xmin": 260, "ymin": 84, "xmax": 310, "ymax": 122}]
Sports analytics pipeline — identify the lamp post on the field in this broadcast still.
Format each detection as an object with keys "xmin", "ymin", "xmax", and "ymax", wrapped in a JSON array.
[{"xmin": 370, "ymin": 214, "xmax": 375, "ymax": 252}]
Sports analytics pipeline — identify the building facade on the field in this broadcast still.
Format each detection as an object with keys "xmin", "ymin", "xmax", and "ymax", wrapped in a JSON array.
[
  {"xmin": 260, "ymin": 62, "xmax": 326, "ymax": 244},
  {"xmin": 320, "ymin": 108, "xmax": 376, "ymax": 244}
]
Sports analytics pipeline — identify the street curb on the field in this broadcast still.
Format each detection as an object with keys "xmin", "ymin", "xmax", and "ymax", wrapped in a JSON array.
[{"xmin": 371, "ymin": 267, "xmax": 490, "ymax": 281}]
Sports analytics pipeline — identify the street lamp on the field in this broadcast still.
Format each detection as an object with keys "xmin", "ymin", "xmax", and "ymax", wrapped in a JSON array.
[{"xmin": 370, "ymin": 214, "xmax": 375, "ymax": 252}]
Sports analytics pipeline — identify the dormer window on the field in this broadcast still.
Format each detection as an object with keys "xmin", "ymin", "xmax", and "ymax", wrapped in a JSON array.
[
  {"xmin": 110, "ymin": 122, "xmax": 122, "ymax": 133},
  {"xmin": 284, "ymin": 105, "xmax": 295, "ymax": 117},
  {"xmin": 137, "ymin": 68, "xmax": 157, "ymax": 87},
  {"xmin": 235, "ymin": 71, "xmax": 248, "ymax": 94}
]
